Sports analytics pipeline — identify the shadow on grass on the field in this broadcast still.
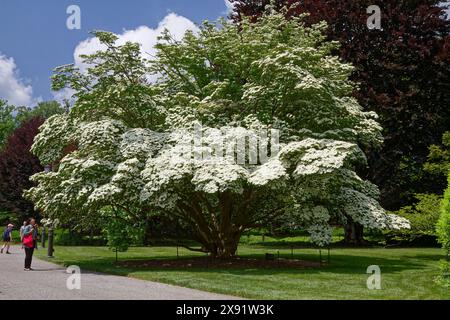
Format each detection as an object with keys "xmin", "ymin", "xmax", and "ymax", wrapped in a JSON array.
[
  {"xmin": 246, "ymin": 240, "xmax": 386, "ymax": 249},
  {"xmin": 49, "ymin": 250, "xmax": 442, "ymax": 278}
]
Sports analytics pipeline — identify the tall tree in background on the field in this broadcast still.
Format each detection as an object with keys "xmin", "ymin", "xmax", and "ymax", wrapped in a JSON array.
[
  {"xmin": 0, "ymin": 100, "xmax": 15, "ymax": 150},
  {"xmin": 0, "ymin": 101, "xmax": 65, "ymax": 220},
  {"xmin": 231, "ymin": 0, "xmax": 450, "ymax": 243},
  {"xmin": 0, "ymin": 100, "xmax": 65, "ymax": 151},
  {"xmin": 230, "ymin": 0, "xmax": 450, "ymax": 208},
  {"xmin": 0, "ymin": 117, "xmax": 44, "ymax": 220},
  {"xmin": 425, "ymin": 131, "xmax": 450, "ymax": 177},
  {"xmin": 15, "ymin": 101, "xmax": 66, "ymax": 124}
]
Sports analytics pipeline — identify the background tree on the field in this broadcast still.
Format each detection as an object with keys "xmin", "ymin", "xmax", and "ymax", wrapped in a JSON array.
[
  {"xmin": 230, "ymin": 0, "xmax": 450, "ymax": 242},
  {"xmin": 0, "ymin": 100, "xmax": 15, "ymax": 150},
  {"xmin": 103, "ymin": 208, "xmax": 145, "ymax": 260},
  {"xmin": 388, "ymin": 193, "xmax": 443, "ymax": 245},
  {"xmin": 1, "ymin": 100, "xmax": 65, "ymax": 151},
  {"xmin": 388, "ymin": 131, "xmax": 450, "ymax": 246},
  {"xmin": 0, "ymin": 101, "xmax": 65, "ymax": 221},
  {"xmin": 15, "ymin": 101, "xmax": 66, "ymax": 125},
  {"xmin": 425, "ymin": 132, "xmax": 450, "ymax": 178}
]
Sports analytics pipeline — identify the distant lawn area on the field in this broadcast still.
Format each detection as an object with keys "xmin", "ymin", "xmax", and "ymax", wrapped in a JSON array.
[{"xmin": 36, "ymin": 245, "xmax": 449, "ymax": 300}]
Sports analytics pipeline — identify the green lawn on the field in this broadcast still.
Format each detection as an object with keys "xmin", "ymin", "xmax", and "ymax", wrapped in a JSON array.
[{"xmin": 36, "ymin": 245, "xmax": 449, "ymax": 300}]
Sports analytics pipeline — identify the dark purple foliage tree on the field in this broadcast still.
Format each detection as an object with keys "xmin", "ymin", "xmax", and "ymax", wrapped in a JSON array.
[{"xmin": 0, "ymin": 117, "xmax": 44, "ymax": 220}]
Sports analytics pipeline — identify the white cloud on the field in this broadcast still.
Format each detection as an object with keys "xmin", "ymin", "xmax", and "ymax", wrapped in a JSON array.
[
  {"xmin": 76, "ymin": 13, "xmax": 197, "ymax": 74},
  {"xmin": 55, "ymin": 13, "xmax": 197, "ymax": 102},
  {"xmin": 0, "ymin": 54, "xmax": 38, "ymax": 106},
  {"xmin": 224, "ymin": 0, "xmax": 235, "ymax": 13},
  {"xmin": 52, "ymin": 87, "xmax": 77, "ymax": 104}
]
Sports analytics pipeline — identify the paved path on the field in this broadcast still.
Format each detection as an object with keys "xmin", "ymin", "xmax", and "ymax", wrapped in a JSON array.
[{"xmin": 0, "ymin": 247, "xmax": 239, "ymax": 300}]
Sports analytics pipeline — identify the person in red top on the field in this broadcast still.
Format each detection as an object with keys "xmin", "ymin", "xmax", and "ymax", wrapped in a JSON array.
[{"xmin": 22, "ymin": 218, "xmax": 37, "ymax": 271}]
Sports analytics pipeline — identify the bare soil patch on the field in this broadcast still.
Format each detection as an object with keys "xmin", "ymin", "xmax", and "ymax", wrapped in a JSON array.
[{"xmin": 118, "ymin": 257, "xmax": 322, "ymax": 269}]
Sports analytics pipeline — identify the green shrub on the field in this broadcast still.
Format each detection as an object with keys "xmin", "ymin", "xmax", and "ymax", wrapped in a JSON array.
[
  {"xmin": 0, "ymin": 211, "xmax": 17, "ymax": 225},
  {"xmin": 435, "ymin": 260, "xmax": 450, "ymax": 288},
  {"xmin": 386, "ymin": 194, "xmax": 442, "ymax": 245},
  {"xmin": 54, "ymin": 229, "xmax": 107, "ymax": 246},
  {"xmin": 437, "ymin": 174, "xmax": 450, "ymax": 255},
  {"xmin": 398, "ymin": 194, "xmax": 443, "ymax": 235},
  {"xmin": 425, "ymin": 131, "xmax": 450, "ymax": 177}
]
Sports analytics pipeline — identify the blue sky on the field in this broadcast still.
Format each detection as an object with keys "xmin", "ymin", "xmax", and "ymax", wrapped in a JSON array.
[
  {"xmin": 0, "ymin": 0, "xmax": 230, "ymax": 105},
  {"xmin": 0, "ymin": 1, "xmax": 448, "ymax": 106}
]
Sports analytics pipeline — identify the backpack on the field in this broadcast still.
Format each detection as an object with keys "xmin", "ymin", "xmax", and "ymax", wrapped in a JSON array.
[{"xmin": 23, "ymin": 233, "xmax": 34, "ymax": 248}]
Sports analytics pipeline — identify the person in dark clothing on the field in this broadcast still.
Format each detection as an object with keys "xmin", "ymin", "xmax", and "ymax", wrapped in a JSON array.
[
  {"xmin": 22, "ymin": 218, "xmax": 37, "ymax": 271},
  {"xmin": 1, "ymin": 224, "xmax": 14, "ymax": 254}
]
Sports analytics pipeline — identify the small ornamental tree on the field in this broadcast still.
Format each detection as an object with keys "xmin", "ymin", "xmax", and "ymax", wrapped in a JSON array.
[
  {"xmin": 103, "ymin": 208, "xmax": 145, "ymax": 260},
  {"xmin": 26, "ymin": 13, "xmax": 409, "ymax": 258}
]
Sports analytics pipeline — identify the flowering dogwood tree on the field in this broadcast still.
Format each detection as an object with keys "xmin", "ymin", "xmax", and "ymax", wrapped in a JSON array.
[{"xmin": 25, "ymin": 11, "xmax": 409, "ymax": 258}]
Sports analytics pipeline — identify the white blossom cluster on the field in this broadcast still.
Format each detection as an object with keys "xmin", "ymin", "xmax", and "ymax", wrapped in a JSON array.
[
  {"xmin": 31, "ymin": 114, "xmax": 75, "ymax": 164},
  {"xmin": 27, "ymin": 118, "xmax": 409, "ymax": 246},
  {"xmin": 26, "ymin": 11, "xmax": 410, "ymax": 247}
]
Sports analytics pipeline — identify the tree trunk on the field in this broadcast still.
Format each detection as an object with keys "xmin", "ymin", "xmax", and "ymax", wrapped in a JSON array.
[
  {"xmin": 344, "ymin": 221, "xmax": 365, "ymax": 245},
  {"xmin": 176, "ymin": 190, "xmax": 252, "ymax": 259},
  {"xmin": 203, "ymin": 230, "xmax": 242, "ymax": 259}
]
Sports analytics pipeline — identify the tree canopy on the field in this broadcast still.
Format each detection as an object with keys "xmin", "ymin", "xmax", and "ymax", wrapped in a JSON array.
[
  {"xmin": 0, "ymin": 100, "xmax": 16, "ymax": 150},
  {"xmin": 0, "ymin": 100, "xmax": 65, "ymax": 151},
  {"xmin": 25, "ymin": 12, "xmax": 409, "ymax": 257},
  {"xmin": 230, "ymin": 0, "xmax": 450, "ymax": 210},
  {"xmin": 15, "ymin": 101, "xmax": 66, "ymax": 125}
]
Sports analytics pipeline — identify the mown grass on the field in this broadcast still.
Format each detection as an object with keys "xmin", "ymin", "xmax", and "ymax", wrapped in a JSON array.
[{"xmin": 36, "ymin": 245, "xmax": 449, "ymax": 300}]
